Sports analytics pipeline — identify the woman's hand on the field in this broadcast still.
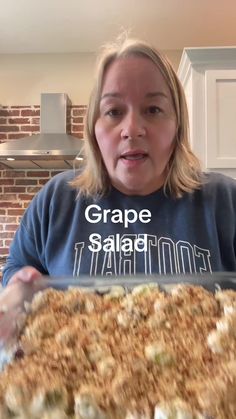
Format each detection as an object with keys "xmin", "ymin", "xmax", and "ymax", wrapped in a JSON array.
[
  {"xmin": 8, "ymin": 266, "xmax": 42, "ymax": 285},
  {"xmin": 0, "ymin": 267, "xmax": 43, "ymax": 347}
]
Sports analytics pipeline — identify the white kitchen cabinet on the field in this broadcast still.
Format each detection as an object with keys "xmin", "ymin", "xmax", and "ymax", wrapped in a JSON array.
[{"xmin": 178, "ymin": 47, "xmax": 236, "ymax": 177}]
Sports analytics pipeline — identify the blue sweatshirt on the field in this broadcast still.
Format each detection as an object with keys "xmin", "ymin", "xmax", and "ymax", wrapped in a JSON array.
[{"xmin": 3, "ymin": 170, "xmax": 236, "ymax": 285}]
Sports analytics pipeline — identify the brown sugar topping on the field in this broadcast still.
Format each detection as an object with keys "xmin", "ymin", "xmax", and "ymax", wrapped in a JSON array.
[{"xmin": 0, "ymin": 284, "xmax": 236, "ymax": 418}]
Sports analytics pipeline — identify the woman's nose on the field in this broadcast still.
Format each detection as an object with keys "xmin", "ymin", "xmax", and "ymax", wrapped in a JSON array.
[{"xmin": 121, "ymin": 111, "xmax": 146, "ymax": 140}]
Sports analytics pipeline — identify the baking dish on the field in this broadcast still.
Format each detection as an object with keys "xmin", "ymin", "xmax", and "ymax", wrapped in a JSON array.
[
  {"xmin": 0, "ymin": 272, "xmax": 236, "ymax": 345},
  {"xmin": 0, "ymin": 273, "xmax": 236, "ymax": 418}
]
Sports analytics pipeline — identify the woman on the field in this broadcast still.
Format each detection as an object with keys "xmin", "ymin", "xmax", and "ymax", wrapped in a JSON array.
[{"xmin": 2, "ymin": 37, "xmax": 236, "ymax": 287}]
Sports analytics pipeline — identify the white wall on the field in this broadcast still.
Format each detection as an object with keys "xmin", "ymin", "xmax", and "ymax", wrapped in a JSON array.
[{"xmin": 0, "ymin": 50, "xmax": 182, "ymax": 106}]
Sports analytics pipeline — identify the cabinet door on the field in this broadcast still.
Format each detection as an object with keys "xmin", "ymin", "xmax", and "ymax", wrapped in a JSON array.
[{"xmin": 206, "ymin": 69, "xmax": 236, "ymax": 169}]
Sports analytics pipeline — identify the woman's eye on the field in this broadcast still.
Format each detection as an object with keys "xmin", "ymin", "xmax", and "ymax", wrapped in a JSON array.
[
  {"xmin": 146, "ymin": 106, "xmax": 162, "ymax": 115},
  {"xmin": 106, "ymin": 108, "xmax": 122, "ymax": 117}
]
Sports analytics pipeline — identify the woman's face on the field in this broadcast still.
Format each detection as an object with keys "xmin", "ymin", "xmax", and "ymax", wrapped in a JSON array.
[{"xmin": 95, "ymin": 56, "xmax": 177, "ymax": 195}]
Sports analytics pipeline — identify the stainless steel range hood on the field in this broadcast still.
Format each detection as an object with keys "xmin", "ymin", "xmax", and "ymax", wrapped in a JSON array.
[{"xmin": 0, "ymin": 93, "xmax": 84, "ymax": 169}]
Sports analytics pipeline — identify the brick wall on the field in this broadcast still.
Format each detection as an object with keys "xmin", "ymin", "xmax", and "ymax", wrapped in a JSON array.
[
  {"xmin": 0, "ymin": 104, "xmax": 86, "ymax": 261},
  {"xmin": 0, "ymin": 169, "xmax": 60, "ymax": 256}
]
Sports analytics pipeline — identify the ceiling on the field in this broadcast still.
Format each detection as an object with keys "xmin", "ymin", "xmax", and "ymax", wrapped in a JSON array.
[{"xmin": 0, "ymin": 0, "xmax": 236, "ymax": 54}]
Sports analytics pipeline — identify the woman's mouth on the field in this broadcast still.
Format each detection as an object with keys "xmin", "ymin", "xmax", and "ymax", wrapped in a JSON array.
[
  {"xmin": 122, "ymin": 153, "xmax": 146, "ymax": 161},
  {"xmin": 120, "ymin": 151, "xmax": 148, "ymax": 166}
]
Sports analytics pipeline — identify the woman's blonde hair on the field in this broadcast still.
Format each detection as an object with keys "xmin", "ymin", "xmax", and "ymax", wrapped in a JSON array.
[{"xmin": 71, "ymin": 37, "xmax": 202, "ymax": 198}]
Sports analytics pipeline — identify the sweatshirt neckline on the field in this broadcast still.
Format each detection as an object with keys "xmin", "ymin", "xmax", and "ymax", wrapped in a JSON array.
[{"xmin": 109, "ymin": 185, "xmax": 167, "ymax": 201}]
